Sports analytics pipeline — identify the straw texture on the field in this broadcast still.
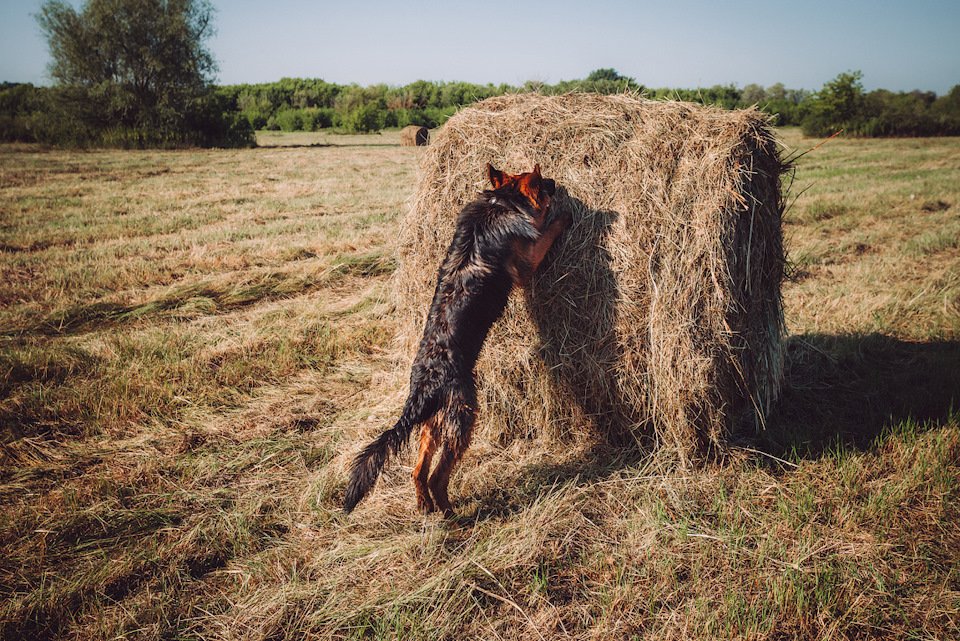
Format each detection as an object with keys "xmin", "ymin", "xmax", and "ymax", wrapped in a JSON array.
[{"xmin": 392, "ymin": 93, "xmax": 789, "ymax": 463}]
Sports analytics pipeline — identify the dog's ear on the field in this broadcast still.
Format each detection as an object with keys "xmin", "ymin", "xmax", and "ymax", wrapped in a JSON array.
[
  {"xmin": 487, "ymin": 164, "xmax": 506, "ymax": 189},
  {"xmin": 518, "ymin": 164, "xmax": 543, "ymax": 203}
]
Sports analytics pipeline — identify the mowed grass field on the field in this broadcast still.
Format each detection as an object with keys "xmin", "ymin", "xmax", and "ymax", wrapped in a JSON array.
[{"xmin": 1, "ymin": 126, "xmax": 959, "ymax": 640}]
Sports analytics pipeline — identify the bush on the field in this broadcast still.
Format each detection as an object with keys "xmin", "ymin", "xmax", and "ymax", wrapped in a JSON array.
[
  {"xmin": 390, "ymin": 109, "xmax": 421, "ymax": 128},
  {"xmin": 185, "ymin": 92, "xmax": 256, "ymax": 147},
  {"xmin": 274, "ymin": 108, "xmax": 304, "ymax": 132},
  {"xmin": 27, "ymin": 87, "xmax": 255, "ymax": 148},
  {"xmin": 29, "ymin": 99, "xmax": 95, "ymax": 147},
  {"xmin": 421, "ymin": 106, "xmax": 458, "ymax": 128},
  {"xmin": 343, "ymin": 102, "xmax": 382, "ymax": 133},
  {"xmin": 300, "ymin": 107, "xmax": 334, "ymax": 131},
  {"xmin": 241, "ymin": 108, "xmax": 269, "ymax": 130},
  {"xmin": 0, "ymin": 116, "xmax": 35, "ymax": 142},
  {"xmin": 0, "ymin": 84, "xmax": 43, "ymax": 141},
  {"xmin": 763, "ymin": 98, "xmax": 806, "ymax": 127},
  {"xmin": 800, "ymin": 74, "xmax": 960, "ymax": 138},
  {"xmin": 801, "ymin": 110, "xmax": 844, "ymax": 138}
]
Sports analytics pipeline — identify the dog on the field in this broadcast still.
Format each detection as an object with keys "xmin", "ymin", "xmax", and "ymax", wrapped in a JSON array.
[{"xmin": 343, "ymin": 164, "xmax": 570, "ymax": 517}]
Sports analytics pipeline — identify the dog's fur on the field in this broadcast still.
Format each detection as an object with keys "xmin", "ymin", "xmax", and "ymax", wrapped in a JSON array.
[{"xmin": 343, "ymin": 164, "xmax": 570, "ymax": 516}]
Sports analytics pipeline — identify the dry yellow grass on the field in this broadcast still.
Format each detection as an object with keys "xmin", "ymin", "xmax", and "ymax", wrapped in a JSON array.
[{"xmin": 0, "ymin": 125, "xmax": 958, "ymax": 640}]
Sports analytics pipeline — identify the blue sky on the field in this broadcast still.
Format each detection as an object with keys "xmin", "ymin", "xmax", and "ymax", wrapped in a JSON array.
[{"xmin": 3, "ymin": 0, "xmax": 958, "ymax": 95}]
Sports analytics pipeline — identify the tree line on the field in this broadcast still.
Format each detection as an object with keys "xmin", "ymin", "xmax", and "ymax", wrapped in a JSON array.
[
  {"xmin": 214, "ymin": 69, "xmax": 960, "ymax": 138},
  {"xmin": 5, "ymin": 69, "xmax": 959, "ymax": 147},
  {"xmin": 0, "ymin": 0, "xmax": 957, "ymax": 147}
]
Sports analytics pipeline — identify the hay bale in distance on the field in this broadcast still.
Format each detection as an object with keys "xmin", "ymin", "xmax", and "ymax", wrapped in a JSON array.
[
  {"xmin": 392, "ymin": 93, "xmax": 788, "ymax": 462},
  {"xmin": 400, "ymin": 125, "xmax": 429, "ymax": 146}
]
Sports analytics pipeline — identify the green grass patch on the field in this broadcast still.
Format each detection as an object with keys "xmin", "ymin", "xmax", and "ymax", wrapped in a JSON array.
[{"xmin": 905, "ymin": 220, "xmax": 960, "ymax": 256}]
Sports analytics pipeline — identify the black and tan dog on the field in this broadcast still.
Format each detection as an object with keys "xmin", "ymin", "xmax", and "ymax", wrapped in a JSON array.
[{"xmin": 343, "ymin": 164, "xmax": 570, "ymax": 517}]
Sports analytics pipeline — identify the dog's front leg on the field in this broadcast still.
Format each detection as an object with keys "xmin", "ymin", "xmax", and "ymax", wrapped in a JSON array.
[{"xmin": 512, "ymin": 209, "xmax": 572, "ymax": 287}]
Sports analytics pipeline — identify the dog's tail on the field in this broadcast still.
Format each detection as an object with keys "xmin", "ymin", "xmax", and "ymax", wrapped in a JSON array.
[{"xmin": 343, "ymin": 395, "xmax": 435, "ymax": 513}]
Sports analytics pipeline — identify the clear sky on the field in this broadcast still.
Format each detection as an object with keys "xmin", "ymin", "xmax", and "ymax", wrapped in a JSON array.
[{"xmin": 3, "ymin": 0, "xmax": 958, "ymax": 95}]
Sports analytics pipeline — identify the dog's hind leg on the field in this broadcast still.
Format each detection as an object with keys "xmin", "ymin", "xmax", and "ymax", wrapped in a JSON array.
[
  {"xmin": 412, "ymin": 416, "xmax": 439, "ymax": 513},
  {"xmin": 428, "ymin": 395, "xmax": 476, "ymax": 517}
]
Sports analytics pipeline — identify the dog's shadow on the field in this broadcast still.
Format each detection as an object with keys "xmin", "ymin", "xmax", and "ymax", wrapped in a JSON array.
[{"xmin": 526, "ymin": 188, "xmax": 644, "ymax": 445}]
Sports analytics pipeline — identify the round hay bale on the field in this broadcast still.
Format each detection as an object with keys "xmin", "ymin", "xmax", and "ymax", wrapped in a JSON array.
[
  {"xmin": 392, "ymin": 93, "xmax": 789, "ymax": 463},
  {"xmin": 400, "ymin": 125, "xmax": 429, "ymax": 146}
]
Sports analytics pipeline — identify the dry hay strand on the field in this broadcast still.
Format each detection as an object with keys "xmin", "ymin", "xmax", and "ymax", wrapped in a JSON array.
[
  {"xmin": 392, "ymin": 92, "xmax": 789, "ymax": 464},
  {"xmin": 400, "ymin": 125, "xmax": 429, "ymax": 146}
]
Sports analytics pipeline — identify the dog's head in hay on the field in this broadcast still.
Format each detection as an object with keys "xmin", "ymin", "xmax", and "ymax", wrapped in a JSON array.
[{"xmin": 392, "ymin": 93, "xmax": 789, "ymax": 463}]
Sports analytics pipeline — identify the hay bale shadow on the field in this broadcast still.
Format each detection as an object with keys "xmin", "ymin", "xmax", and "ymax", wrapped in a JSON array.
[{"xmin": 758, "ymin": 333, "xmax": 960, "ymax": 458}]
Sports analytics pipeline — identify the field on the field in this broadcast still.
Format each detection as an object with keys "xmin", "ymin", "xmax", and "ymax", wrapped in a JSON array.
[{"xmin": 1, "ymin": 126, "xmax": 959, "ymax": 640}]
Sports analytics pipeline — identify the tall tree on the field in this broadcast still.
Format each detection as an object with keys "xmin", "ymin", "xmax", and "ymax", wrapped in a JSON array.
[
  {"xmin": 36, "ymin": 0, "xmax": 219, "ymax": 136},
  {"xmin": 741, "ymin": 83, "xmax": 767, "ymax": 104},
  {"xmin": 802, "ymin": 70, "xmax": 865, "ymax": 137},
  {"xmin": 584, "ymin": 68, "xmax": 642, "ymax": 93},
  {"xmin": 815, "ymin": 70, "xmax": 864, "ymax": 122},
  {"xmin": 766, "ymin": 83, "xmax": 787, "ymax": 101}
]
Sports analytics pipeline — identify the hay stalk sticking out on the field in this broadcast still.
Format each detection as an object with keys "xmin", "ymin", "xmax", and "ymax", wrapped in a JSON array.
[{"xmin": 392, "ymin": 92, "xmax": 789, "ymax": 463}]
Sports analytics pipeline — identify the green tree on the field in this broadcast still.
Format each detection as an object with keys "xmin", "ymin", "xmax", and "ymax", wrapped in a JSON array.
[
  {"xmin": 803, "ymin": 70, "xmax": 864, "ymax": 136},
  {"xmin": 343, "ymin": 100, "xmax": 383, "ymax": 133},
  {"xmin": 817, "ymin": 70, "xmax": 864, "ymax": 121},
  {"xmin": 586, "ymin": 68, "xmax": 623, "ymax": 83},
  {"xmin": 34, "ymin": 0, "xmax": 249, "ymax": 146},
  {"xmin": 741, "ymin": 83, "xmax": 766, "ymax": 104},
  {"xmin": 767, "ymin": 83, "xmax": 787, "ymax": 101},
  {"xmin": 582, "ymin": 68, "xmax": 643, "ymax": 93}
]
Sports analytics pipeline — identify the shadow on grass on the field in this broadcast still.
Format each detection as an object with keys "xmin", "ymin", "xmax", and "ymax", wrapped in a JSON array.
[
  {"xmin": 255, "ymin": 142, "xmax": 402, "ymax": 149},
  {"xmin": 463, "ymin": 445, "xmax": 642, "ymax": 521},
  {"xmin": 254, "ymin": 142, "xmax": 334, "ymax": 149},
  {"xmin": 464, "ymin": 332, "xmax": 960, "ymax": 520},
  {"xmin": 759, "ymin": 333, "xmax": 960, "ymax": 458}
]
